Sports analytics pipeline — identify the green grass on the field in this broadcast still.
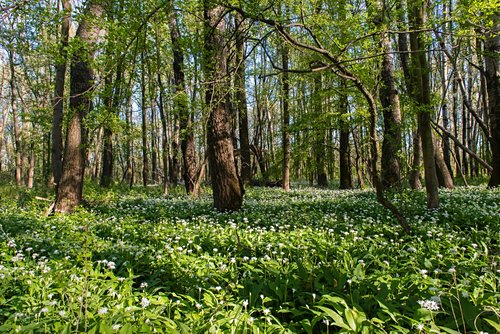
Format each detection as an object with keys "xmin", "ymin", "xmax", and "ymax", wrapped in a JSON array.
[{"xmin": 0, "ymin": 184, "xmax": 498, "ymax": 333}]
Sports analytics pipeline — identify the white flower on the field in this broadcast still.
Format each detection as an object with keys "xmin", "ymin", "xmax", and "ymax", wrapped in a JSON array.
[
  {"xmin": 98, "ymin": 307, "xmax": 108, "ymax": 315},
  {"xmin": 263, "ymin": 308, "xmax": 270, "ymax": 315},
  {"xmin": 417, "ymin": 323, "xmax": 425, "ymax": 331},
  {"xmin": 141, "ymin": 297, "xmax": 150, "ymax": 308},
  {"xmin": 40, "ymin": 307, "xmax": 49, "ymax": 314},
  {"xmin": 418, "ymin": 299, "xmax": 440, "ymax": 311},
  {"xmin": 112, "ymin": 324, "xmax": 122, "ymax": 331},
  {"xmin": 248, "ymin": 317, "xmax": 254, "ymax": 325},
  {"xmin": 242, "ymin": 299, "xmax": 248, "ymax": 308},
  {"xmin": 107, "ymin": 261, "xmax": 116, "ymax": 270},
  {"xmin": 195, "ymin": 303, "xmax": 202, "ymax": 309},
  {"xmin": 215, "ymin": 286, "xmax": 222, "ymax": 292},
  {"xmin": 58, "ymin": 310, "xmax": 66, "ymax": 317},
  {"xmin": 140, "ymin": 282, "xmax": 148, "ymax": 289}
]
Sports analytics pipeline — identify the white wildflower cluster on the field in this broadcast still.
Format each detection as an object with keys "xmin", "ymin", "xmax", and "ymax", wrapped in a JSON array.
[{"xmin": 418, "ymin": 299, "xmax": 440, "ymax": 311}]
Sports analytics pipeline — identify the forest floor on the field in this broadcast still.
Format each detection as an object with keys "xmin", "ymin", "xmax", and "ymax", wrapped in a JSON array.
[{"xmin": 0, "ymin": 184, "xmax": 499, "ymax": 333}]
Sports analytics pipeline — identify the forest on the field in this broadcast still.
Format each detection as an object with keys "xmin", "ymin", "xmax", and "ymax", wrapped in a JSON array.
[{"xmin": 0, "ymin": 0, "xmax": 499, "ymax": 333}]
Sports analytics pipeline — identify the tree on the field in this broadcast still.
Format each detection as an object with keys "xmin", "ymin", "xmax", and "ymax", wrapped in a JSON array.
[
  {"xmin": 485, "ymin": 13, "xmax": 500, "ymax": 187},
  {"xmin": 51, "ymin": 0, "xmax": 71, "ymax": 186},
  {"xmin": 204, "ymin": 1, "xmax": 243, "ymax": 211},
  {"xmin": 54, "ymin": 0, "xmax": 105, "ymax": 213},
  {"xmin": 409, "ymin": 0, "xmax": 439, "ymax": 208},
  {"xmin": 169, "ymin": 0, "xmax": 197, "ymax": 194}
]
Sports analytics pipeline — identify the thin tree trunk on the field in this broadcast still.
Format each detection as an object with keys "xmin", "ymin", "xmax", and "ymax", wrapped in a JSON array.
[
  {"xmin": 314, "ymin": 75, "xmax": 328, "ymax": 187},
  {"xmin": 154, "ymin": 24, "xmax": 169, "ymax": 196},
  {"xmin": 8, "ymin": 49, "xmax": 22, "ymax": 186},
  {"xmin": 204, "ymin": 2, "xmax": 243, "ymax": 211},
  {"xmin": 339, "ymin": 79, "xmax": 352, "ymax": 189},
  {"xmin": 235, "ymin": 13, "xmax": 252, "ymax": 187},
  {"xmin": 140, "ymin": 49, "xmax": 150, "ymax": 187},
  {"xmin": 54, "ymin": 1, "xmax": 104, "ymax": 213}
]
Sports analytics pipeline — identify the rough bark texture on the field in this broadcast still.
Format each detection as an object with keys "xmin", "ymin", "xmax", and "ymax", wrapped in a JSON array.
[
  {"xmin": 434, "ymin": 135, "xmax": 454, "ymax": 189},
  {"xmin": 409, "ymin": 0, "xmax": 439, "ymax": 208},
  {"xmin": 169, "ymin": 1, "xmax": 197, "ymax": 194},
  {"xmin": 52, "ymin": 0, "xmax": 71, "ymax": 186},
  {"xmin": 204, "ymin": 2, "xmax": 243, "ymax": 211},
  {"xmin": 55, "ymin": 1, "xmax": 104, "ymax": 213},
  {"xmin": 235, "ymin": 13, "xmax": 252, "ymax": 187},
  {"xmin": 379, "ymin": 30, "xmax": 402, "ymax": 189},
  {"xmin": 486, "ymin": 15, "xmax": 500, "ymax": 187}
]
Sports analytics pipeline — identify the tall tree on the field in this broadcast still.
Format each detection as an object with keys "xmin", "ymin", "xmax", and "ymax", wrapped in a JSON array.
[
  {"xmin": 51, "ymin": 0, "xmax": 71, "ymax": 186},
  {"xmin": 409, "ymin": 0, "xmax": 439, "ymax": 208},
  {"xmin": 485, "ymin": 13, "xmax": 500, "ymax": 187},
  {"xmin": 169, "ymin": 0, "xmax": 197, "ymax": 194},
  {"xmin": 375, "ymin": 0, "xmax": 402, "ymax": 189},
  {"xmin": 235, "ymin": 13, "xmax": 252, "ymax": 186},
  {"xmin": 54, "ymin": 0, "xmax": 105, "ymax": 213},
  {"xmin": 204, "ymin": 1, "xmax": 243, "ymax": 211}
]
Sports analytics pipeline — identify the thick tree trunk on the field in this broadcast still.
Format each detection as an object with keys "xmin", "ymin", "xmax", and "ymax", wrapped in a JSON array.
[
  {"xmin": 100, "ymin": 74, "xmax": 113, "ymax": 187},
  {"xmin": 409, "ymin": 0, "xmax": 439, "ymax": 208},
  {"xmin": 235, "ymin": 13, "xmax": 252, "ymax": 187},
  {"xmin": 204, "ymin": 2, "xmax": 243, "ymax": 211},
  {"xmin": 434, "ymin": 135, "xmax": 454, "ymax": 189},
  {"xmin": 169, "ymin": 1, "xmax": 197, "ymax": 194},
  {"xmin": 485, "ymin": 15, "xmax": 500, "ymax": 187},
  {"xmin": 52, "ymin": 0, "xmax": 71, "ymax": 187},
  {"xmin": 54, "ymin": 1, "xmax": 104, "ymax": 213},
  {"xmin": 379, "ymin": 30, "xmax": 402, "ymax": 189},
  {"xmin": 339, "ymin": 79, "xmax": 352, "ymax": 189}
]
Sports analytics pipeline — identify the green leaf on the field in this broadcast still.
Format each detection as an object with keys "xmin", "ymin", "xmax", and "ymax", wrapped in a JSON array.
[
  {"xmin": 484, "ymin": 319, "xmax": 500, "ymax": 332},
  {"xmin": 316, "ymin": 306, "xmax": 350, "ymax": 330}
]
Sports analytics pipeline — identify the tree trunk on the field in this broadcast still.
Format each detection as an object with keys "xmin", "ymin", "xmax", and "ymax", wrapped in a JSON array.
[
  {"xmin": 154, "ymin": 23, "xmax": 169, "ymax": 196},
  {"xmin": 169, "ymin": 0, "xmax": 197, "ymax": 194},
  {"xmin": 8, "ymin": 49, "xmax": 22, "ymax": 186},
  {"xmin": 235, "ymin": 13, "xmax": 252, "ymax": 187},
  {"xmin": 372, "ymin": 0, "xmax": 403, "ymax": 189},
  {"xmin": 315, "ymin": 75, "xmax": 328, "ymax": 187},
  {"xmin": 52, "ymin": 0, "xmax": 71, "ymax": 186},
  {"xmin": 204, "ymin": 2, "xmax": 243, "ymax": 211},
  {"xmin": 54, "ymin": 1, "xmax": 104, "ymax": 213},
  {"xmin": 141, "ymin": 50, "xmax": 150, "ymax": 187},
  {"xmin": 339, "ymin": 79, "xmax": 352, "ymax": 189},
  {"xmin": 409, "ymin": 0, "xmax": 439, "ymax": 208},
  {"xmin": 485, "ymin": 14, "xmax": 500, "ymax": 187},
  {"xmin": 434, "ymin": 135, "xmax": 454, "ymax": 188},
  {"xmin": 379, "ymin": 29, "xmax": 402, "ymax": 189}
]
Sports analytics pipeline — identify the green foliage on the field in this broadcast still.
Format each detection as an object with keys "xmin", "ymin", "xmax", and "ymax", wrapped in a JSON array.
[{"xmin": 0, "ymin": 185, "xmax": 498, "ymax": 333}]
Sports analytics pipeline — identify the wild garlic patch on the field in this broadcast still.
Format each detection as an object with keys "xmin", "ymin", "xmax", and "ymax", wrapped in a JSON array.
[{"xmin": 0, "ymin": 186, "xmax": 498, "ymax": 333}]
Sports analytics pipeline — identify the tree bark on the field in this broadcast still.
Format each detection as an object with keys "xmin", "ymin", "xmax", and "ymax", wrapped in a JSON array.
[
  {"xmin": 204, "ymin": 2, "xmax": 243, "ymax": 211},
  {"xmin": 8, "ymin": 48, "xmax": 22, "ymax": 186},
  {"xmin": 485, "ymin": 14, "xmax": 500, "ymax": 187},
  {"xmin": 141, "ymin": 50, "xmax": 150, "ymax": 187},
  {"xmin": 54, "ymin": 1, "xmax": 104, "ymax": 213},
  {"xmin": 314, "ymin": 75, "xmax": 328, "ymax": 187},
  {"xmin": 169, "ymin": 0, "xmax": 197, "ymax": 194},
  {"xmin": 52, "ymin": 0, "xmax": 71, "ymax": 186},
  {"xmin": 235, "ymin": 13, "xmax": 252, "ymax": 187},
  {"xmin": 409, "ymin": 0, "xmax": 439, "ymax": 208},
  {"xmin": 339, "ymin": 79, "xmax": 352, "ymax": 189}
]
